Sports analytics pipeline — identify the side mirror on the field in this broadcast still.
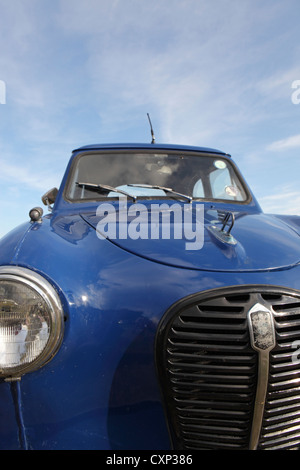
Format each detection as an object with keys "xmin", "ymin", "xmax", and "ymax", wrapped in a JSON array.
[{"xmin": 42, "ymin": 187, "xmax": 59, "ymax": 210}]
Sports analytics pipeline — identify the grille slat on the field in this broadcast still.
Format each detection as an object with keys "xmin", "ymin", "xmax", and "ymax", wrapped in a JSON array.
[
  {"xmin": 156, "ymin": 287, "xmax": 300, "ymax": 450},
  {"xmin": 176, "ymin": 401, "xmax": 251, "ymax": 412},
  {"xmin": 168, "ymin": 339, "xmax": 248, "ymax": 352},
  {"xmin": 170, "ymin": 329, "xmax": 248, "ymax": 342}
]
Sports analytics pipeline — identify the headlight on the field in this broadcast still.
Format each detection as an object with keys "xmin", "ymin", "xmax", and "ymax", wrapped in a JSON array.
[{"xmin": 0, "ymin": 266, "xmax": 64, "ymax": 379}]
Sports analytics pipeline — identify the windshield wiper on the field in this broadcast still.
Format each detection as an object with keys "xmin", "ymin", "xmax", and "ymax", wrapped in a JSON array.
[
  {"xmin": 128, "ymin": 184, "xmax": 193, "ymax": 203},
  {"xmin": 76, "ymin": 182, "xmax": 137, "ymax": 202}
]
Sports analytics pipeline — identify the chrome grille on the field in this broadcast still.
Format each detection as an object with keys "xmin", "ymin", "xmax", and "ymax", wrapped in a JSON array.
[
  {"xmin": 156, "ymin": 287, "xmax": 300, "ymax": 450},
  {"xmin": 260, "ymin": 293, "xmax": 300, "ymax": 449}
]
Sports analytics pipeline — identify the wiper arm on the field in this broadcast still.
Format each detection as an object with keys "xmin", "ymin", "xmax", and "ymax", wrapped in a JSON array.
[
  {"xmin": 76, "ymin": 182, "xmax": 137, "ymax": 202},
  {"xmin": 128, "ymin": 184, "xmax": 193, "ymax": 203}
]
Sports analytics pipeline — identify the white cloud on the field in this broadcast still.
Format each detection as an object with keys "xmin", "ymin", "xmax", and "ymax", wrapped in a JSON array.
[
  {"xmin": 256, "ymin": 67, "xmax": 300, "ymax": 100},
  {"xmin": 0, "ymin": 0, "xmax": 297, "ymax": 147},
  {"xmin": 259, "ymin": 188, "xmax": 300, "ymax": 215},
  {"xmin": 0, "ymin": 159, "xmax": 56, "ymax": 192},
  {"xmin": 267, "ymin": 134, "xmax": 300, "ymax": 151},
  {"xmin": 56, "ymin": 0, "xmax": 292, "ymax": 145}
]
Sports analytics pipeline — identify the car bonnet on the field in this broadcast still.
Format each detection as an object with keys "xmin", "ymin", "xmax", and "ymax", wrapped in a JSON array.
[{"xmin": 80, "ymin": 206, "xmax": 300, "ymax": 272}]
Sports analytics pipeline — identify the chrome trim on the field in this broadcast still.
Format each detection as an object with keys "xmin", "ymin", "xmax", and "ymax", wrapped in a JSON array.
[
  {"xmin": 247, "ymin": 303, "xmax": 276, "ymax": 450},
  {"xmin": 0, "ymin": 266, "xmax": 64, "ymax": 379}
]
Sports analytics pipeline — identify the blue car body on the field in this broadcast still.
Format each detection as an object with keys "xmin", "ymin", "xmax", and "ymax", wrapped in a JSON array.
[{"xmin": 1, "ymin": 142, "xmax": 300, "ymax": 450}]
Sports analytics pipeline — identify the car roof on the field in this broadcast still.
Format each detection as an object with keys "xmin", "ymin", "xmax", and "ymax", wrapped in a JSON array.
[{"xmin": 72, "ymin": 142, "xmax": 231, "ymax": 157}]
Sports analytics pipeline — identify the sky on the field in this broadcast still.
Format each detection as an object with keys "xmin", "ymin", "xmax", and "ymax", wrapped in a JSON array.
[{"xmin": 0, "ymin": 0, "xmax": 300, "ymax": 238}]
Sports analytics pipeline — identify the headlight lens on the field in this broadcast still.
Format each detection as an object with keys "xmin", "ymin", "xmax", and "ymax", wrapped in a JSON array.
[{"xmin": 0, "ymin": 267, "xmax": 64, "ymax": 379}]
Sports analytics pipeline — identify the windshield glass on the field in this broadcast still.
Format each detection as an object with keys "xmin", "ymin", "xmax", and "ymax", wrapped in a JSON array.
[{"xmin": 65, "ymin": 151, "xmax": 249, "ymax": 203}]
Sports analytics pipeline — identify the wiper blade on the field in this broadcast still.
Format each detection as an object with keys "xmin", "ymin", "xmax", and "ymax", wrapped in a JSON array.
[
  {"xmin": 128, "ymin": 184, "xmax": 193, "ymax": 203},
  {"xmin": 76, "ymin": 182, "xmax": 137, "ymax": 202}
]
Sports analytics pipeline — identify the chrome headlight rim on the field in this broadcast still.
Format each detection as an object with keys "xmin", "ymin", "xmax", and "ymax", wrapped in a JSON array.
[{"xmin": 0, "ymin": 266, "xmax": 65, "ymax": 379}]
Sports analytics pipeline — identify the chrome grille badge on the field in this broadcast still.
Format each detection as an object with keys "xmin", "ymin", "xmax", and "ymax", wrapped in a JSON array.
[
  {"xmin": 247, "ymin": 303, "xmax": 276, "ymax": 450},
  {"xmin": 248, "ymin": 303, "xmax": 276, "ymax": 352}
]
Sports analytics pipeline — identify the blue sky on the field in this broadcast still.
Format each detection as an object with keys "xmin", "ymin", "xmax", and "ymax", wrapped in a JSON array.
[{"xmin": 1, "ymin": 0, "xmax": 300, "ymax": 238}]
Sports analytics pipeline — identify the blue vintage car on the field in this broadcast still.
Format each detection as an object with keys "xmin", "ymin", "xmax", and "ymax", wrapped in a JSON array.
[{"xmin": 1, "ymin": 142, "xmax": 300, "ymax": 451}]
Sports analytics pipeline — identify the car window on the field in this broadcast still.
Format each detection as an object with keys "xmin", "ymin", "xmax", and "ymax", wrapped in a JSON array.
[
  {"xmin": 65, "ymin": 151, "xmax": 248, "ymax": 203},
  {"xmin": 192, "ymin": 178, "xmax": 204, "ymax": 198},
  {"xmin": 210, "ymin": 167, "xmax": 244, "ymax": 201}
]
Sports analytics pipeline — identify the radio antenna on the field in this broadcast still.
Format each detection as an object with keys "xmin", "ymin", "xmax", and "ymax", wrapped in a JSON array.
[{"xmin": 147, "ymin": 113, "xmax": 156, "ymax": 144}]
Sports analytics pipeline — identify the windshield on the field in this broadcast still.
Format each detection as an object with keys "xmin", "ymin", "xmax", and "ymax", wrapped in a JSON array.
[{"xmin": 65, "ymin": 151, "xmax": 249, "ymax": 203}]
